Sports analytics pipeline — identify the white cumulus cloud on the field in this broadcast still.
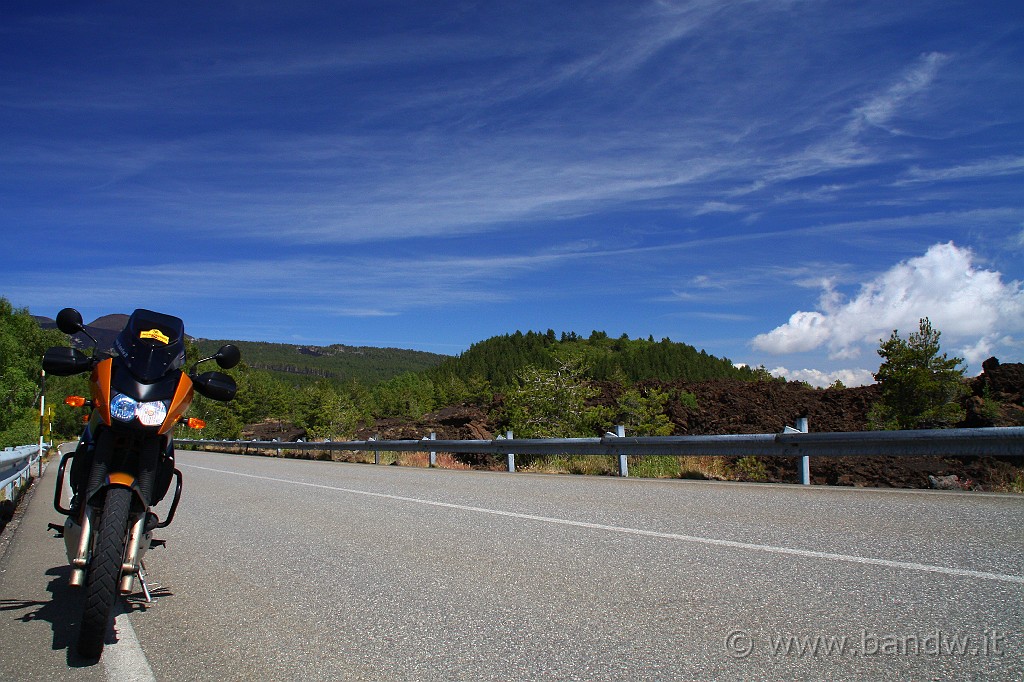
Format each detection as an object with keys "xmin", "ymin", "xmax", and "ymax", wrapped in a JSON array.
[
  {"xmin": 768, "ymin": 367, "xmax": 876, "ymax": 388},
  {"xmin": 751, "ymin": 242, "xmax": 1024, "ymax": 366}
]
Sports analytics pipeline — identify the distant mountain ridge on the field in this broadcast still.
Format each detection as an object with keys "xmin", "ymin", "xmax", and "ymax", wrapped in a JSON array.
[
  {"xmin": 34, "ymin": 313, "xmax": 130, "ymax": 352},
  {"xmin": 192, "ymin": 338, "xmax": 448, "ymax": 386},
  {"xmin": 33, "ymin": 314, "xmax": 449, "ymax": 386}
]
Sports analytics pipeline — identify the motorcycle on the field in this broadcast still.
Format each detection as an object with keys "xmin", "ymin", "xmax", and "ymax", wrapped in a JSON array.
[{"xmin": 42, "ymin": 307, "xmax": 240, "ymax": 658}]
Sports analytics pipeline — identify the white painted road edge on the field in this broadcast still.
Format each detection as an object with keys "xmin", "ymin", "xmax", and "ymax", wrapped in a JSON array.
[
  {"xmin": 184, "ymin": 463, "xmax": 1024, "ymax": 586},
  {"xmin": 103, "ymin": 604, "xmax": 156, "ymax": 682}
]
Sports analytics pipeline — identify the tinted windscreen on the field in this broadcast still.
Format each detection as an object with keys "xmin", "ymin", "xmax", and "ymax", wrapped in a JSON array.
[{"xmin": 114, "ymin": 309, "xmax": 186, "ymax": 382}]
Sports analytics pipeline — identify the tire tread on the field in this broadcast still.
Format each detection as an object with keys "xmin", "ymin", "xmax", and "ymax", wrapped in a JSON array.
[{"xmin": 77, "ymin": 487, "xmax": 131, "ymax": 658}]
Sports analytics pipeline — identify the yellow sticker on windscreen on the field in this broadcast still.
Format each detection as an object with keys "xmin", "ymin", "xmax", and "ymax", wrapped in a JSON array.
[{"xmin": 140, "ymin": 328, "xmax": 170, "ymax": 344}]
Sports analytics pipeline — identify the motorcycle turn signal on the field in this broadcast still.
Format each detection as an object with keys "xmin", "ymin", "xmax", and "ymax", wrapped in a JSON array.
[{"xmin": 181, "ymin": 417, "xmax": 206, "ymax": 429}]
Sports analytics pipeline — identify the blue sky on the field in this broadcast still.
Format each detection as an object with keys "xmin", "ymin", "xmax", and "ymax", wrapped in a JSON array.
[{"xmin": 2, "ymin": 1, "xmax": 1023, "ymax": 386}]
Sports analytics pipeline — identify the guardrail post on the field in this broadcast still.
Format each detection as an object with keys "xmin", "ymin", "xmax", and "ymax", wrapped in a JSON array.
[
  {"xmin": 797, "ymin": 417, "xmax": 810, "ymax": 485},
  {"xmin": 38, "ymin": 369, "xmax": 45, "ymax": 477},
  {"xmin": 614, "ymin": 425, "xmax": 628, "ymax": 477},
  {"xmin": 372, "ymin": 435, "xmax": 379, "ymax": 465},
  {"xmin": 505, "ymin": 430, "xmax": 515, "ymax": 472},
  {"xmin": 428, "ymin": 432, "xmax": 436, "ymax": 467}
]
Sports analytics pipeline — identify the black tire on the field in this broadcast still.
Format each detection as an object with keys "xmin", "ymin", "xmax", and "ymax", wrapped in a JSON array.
[{"xmin": 77, "ymin": 487, "xmax": 131, "ymax": 658}]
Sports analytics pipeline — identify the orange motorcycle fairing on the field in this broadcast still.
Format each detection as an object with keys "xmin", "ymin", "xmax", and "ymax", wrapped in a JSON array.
[
  {"xmin": 160, "ymin": 374, "xmax": 195, "ymax": 434},
  {"xmin": 89, "ymin": 359, "xmax": 114, "ymax": 425}
]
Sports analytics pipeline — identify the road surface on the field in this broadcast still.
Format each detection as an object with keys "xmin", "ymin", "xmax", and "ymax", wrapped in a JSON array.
[{"xmin": 1, "ymin": 449, "xmax": 1022, "ymax": 680}]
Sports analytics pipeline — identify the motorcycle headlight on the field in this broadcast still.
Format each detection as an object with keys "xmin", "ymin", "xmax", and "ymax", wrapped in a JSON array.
[
  {"xmin": 110, "ymin": 394, "xmax": 138, "ymax": 422},
  {"xmin": 110, "ymin": 394, "xmax": 168, "ymax": 427},
  {"xmin": 136, "ymin": 400, "xmax": 169, "ymax": 427}
]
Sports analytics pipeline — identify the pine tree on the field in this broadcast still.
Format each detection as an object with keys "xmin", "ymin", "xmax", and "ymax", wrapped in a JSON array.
[{"xmin": 868, "ymin": 317, "xmax": 968, "ymax": 429}]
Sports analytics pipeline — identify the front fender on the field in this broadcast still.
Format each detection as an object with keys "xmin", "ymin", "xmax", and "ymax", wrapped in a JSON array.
[{"xmin": 88, "ymin": 473, "xmax": 149, "ymax": 513}]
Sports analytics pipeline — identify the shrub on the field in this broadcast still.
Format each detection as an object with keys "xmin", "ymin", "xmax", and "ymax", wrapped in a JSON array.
[
  {"xmin": 732, "ymin": 456, "xmax": 769, "ymax": 482},
  {"xmin": 616, "ymin": 388, "xmax": 673, "ymax": 436},
  {"xmin": 630, "ymin": 455, "xmax": 682, "ymax": 478}
]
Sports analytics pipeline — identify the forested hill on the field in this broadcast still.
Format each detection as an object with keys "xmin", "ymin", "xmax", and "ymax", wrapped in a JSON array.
[
  {"xmin": 197, "ymin": 330, "xmax": 753, "ymax": 392},
  {"xmin": 193, "ymin": 339, "xmax": 448, "ymax": 386},
  {"xmin": 428, "ymin": 330, "xmax": 756, "ymax": 390}
]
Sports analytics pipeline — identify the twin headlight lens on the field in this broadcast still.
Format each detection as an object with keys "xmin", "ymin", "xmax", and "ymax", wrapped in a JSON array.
[{"xmin": 110, "ymin": 393, "xmax": 169, "ymax": 427}]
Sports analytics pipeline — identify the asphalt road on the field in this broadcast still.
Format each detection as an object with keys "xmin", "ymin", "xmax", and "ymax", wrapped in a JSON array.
[{"xmin": 2, "ymin": 449, "xmax": 1022, "ymax": 680}]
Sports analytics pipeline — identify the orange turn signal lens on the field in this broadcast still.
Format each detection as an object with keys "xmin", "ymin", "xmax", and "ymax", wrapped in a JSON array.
[
  {"xmin": 186, "ymin": 417, "xmax": 206, "ymax": 429},
  {"xmin": 65, "ymin": 395, "xmax": 87, "ymax": 408}
]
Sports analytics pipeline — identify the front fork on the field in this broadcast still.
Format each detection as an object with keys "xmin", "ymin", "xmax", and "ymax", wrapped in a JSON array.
[
  {"xmin": 66, "ymin": 506, "xmax": 93, "ymax": 588},
  {"xmin": 120, "ymin": 514, "xmax": 150, "ymax": 595},
  {"xmin": 63, "ymin": 487, "xmax": 152, "ymax": 596}
]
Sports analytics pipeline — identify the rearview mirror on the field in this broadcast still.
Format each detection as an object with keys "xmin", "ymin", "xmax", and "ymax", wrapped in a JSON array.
[
  {"xmin": 192, "ymin": 371, "xmax": 237, "ymax": 402},
  {"xmin": 214, "ymin": 344, "xmax": 241, "ymax": 370},
  {"xmin": 56, "ymin": 308, "xmax": 85, "ymax": 335},
  {"xmin": 43, "ymin": 346, "xmax": 92, "ymax": 376}
]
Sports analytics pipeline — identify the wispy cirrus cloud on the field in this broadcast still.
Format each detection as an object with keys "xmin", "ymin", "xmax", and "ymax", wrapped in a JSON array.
[
  {"xmin": 897, "ymin": 155, "xmax": 1024, "ymax": 184},
  {"xmin": 847, "ymin": 51, "xmax": 951, "ymax": 136},
  {"xmin": 1, "ymin": 6, "xmax": 969, "ymax": 248},
  {"xmin": 4, "ymin": 1, "xmax": 1022, "ymax": 364},
  {"xmin": 4, "ymin": 247, "xmax": 592, "ymax": 323}
]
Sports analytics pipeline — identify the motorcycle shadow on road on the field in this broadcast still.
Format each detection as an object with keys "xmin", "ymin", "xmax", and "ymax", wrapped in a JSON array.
[
  {"xmin": 0, "ymin": 564, "xmax": 173, "ymax": 667},
  {"xmin": 0, "ymin": 565, "xmax": 88, "ymax": 666}
]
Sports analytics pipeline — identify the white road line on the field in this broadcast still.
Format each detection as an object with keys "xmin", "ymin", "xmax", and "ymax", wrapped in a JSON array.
[
  {"xmin": 183, "ymin": 463, "xmax": 1024, "ymax": 586},
  {"xmin": 102, "ymin": 605, "xmax": 156, "ymax": 682}
]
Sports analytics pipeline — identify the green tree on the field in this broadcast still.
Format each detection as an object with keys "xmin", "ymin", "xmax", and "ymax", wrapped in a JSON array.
[
  {"xmin": 231, "ymin": 369, "xmax": 290, "ymax": 425},
  {"xmin": 615, "ymin": 387, "xmax": 674, "ymax": 436},
  {"xmin": 868, "ymin": 317, "xmax": 969, "ymax": 430},
  {"xmin": 502, "ymin": 358, "xmax": 609, "ymax": 437},
  {"xmin": 0, "ymin": 298, "xmax": 66, "ymax": 447},
  {"xmin": 294, "ymin": 380, "xmax": 364, "ymax": 440},
  {"xmin": 43, "ymin": 369, "xmax": 92, "ymax": 441},
  {"xmin": 186, "ymin": 394, "xmax": 243, "ymax": 440},
  {"xmin": 430, "ymin": 372, "xmax": 470, "ymax": 408},
  {"xmin": 372, "ymin": 372, "xmax": 435, "ymax": 419}
]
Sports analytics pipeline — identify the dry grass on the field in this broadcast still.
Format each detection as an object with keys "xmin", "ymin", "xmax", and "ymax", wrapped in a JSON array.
[
  {"xmin": 678, "ymin": 455, "xmax": 733, "ymax": 480},
  {"xmin": 328, "ymin": 450, "xmax": 473, "ymax": 470},
  {"xmin": 209, "ymin": 443, "xmax": 740, "ymax": 480},
  {"xmin": 518, "ymin": 454, "xmax": 742, "ymax": 480},
  {"xmin": 988, "ymin": 468, "xmax": 1024, "ymax": 494},
  {"xmin": 522, "ymin": 455, "xmax": 616, "ymax": 476},
  {"xmin": 329, "ymin": 449, "xmax": 376, "ymax": 464}
]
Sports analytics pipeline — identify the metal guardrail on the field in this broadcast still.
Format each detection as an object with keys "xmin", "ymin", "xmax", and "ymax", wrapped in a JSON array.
[
  {"xmin": 0, "ymin": 444, "xmax": 47, "ymax": 508},
  {"xmin": 177, "ymin": 425, "xmax": 1024, "ymax": 483}
]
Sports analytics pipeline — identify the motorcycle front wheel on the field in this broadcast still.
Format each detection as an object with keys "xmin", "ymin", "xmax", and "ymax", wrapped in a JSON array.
[{"xmin": 77, "ymin": 486, "xmax": 132, "ymax": 658}]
